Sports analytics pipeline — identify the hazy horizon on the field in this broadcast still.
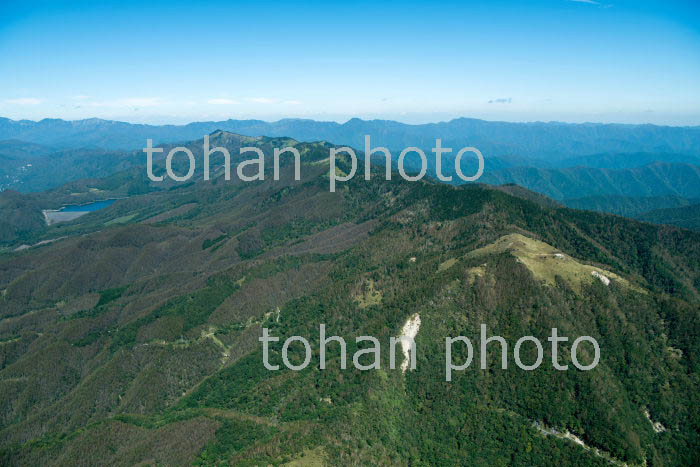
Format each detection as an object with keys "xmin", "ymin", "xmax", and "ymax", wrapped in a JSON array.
[{"xmin": 2, "ymin": 113, "xmax": 700, "ymax": 128}]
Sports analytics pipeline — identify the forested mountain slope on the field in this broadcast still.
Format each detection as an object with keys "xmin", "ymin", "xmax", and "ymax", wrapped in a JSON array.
[
  {"xmin": 478, "ymin": 163, "xmax": 700, "ymax": 201},
  {"xmin": 0, "ymin": 134, "xmax": 698, "ymax": 465},
  {"xmin": 637, "ymin": 203, "xmax": 700, "ymax": 231}
]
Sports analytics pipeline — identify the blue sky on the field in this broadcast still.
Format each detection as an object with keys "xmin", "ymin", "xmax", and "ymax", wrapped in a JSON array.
[{"xmin": 1, "ymin": 0, "xmax": 699, "ymax": 125}]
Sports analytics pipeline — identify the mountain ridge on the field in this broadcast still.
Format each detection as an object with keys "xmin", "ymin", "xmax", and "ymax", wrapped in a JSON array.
[{"xmin": 2, "ymin": 116, "xmax": 699, "ymax": 158}]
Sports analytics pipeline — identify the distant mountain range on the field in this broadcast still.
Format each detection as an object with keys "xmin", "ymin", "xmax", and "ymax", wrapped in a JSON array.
[
  {"xmin": 0, "ymin": 139, "xmax": 55, "ymax": 159},
  {"xmin": 2, "ymin": 117, "xmax": 700, "ymax": 231},
  {"xmin": 1, "ymin": 117, "xmax": 700, "ymax": 161},
  {"xmin": 0, "ymin": 141, "xmax": 136, "ymax": 193},
  {"xmin": 550, "ymin": 151, "xmax": 700, "ymax": 169}
]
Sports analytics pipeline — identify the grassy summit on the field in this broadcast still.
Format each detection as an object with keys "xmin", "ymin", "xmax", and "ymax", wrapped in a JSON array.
[{"xmin": 465, "ymin": 233, "xmax": 640, "ymax": 293}]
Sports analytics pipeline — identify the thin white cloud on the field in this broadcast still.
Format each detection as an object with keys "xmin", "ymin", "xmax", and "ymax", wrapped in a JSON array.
[
  {"xmin": 488, "ymin": 97, "xmax": 512, "ymax": 104},
  {"xmin": 71, "ymin": 95, "xmax": 90, "ymax": 100},
  {"xmin": 5, "ymin": 97, "xmax": 42, "ymax": 105},
  {"xmin": 282, "ymin": 100, "xmax": 302, "ymax": 105},
  {"xmin": 568, "ymin": 0, "xmax": 601, "ymax": 4},
  {"xmin": 247, "ymin": 97, "xmax": 278, "ymax": 104},
  {"xmin": 207, "ymin": 98, "xmax": 240, "ymax": 105}
]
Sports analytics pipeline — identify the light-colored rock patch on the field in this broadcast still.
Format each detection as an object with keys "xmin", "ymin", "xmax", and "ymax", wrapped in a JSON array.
[
  {"xmin": 398, "ymin": 313, "xmax": 421, "ymax": 373},
  {"xmin": 591, "ymin": 270, "xmax": 611, "ymax": 286},
  {"xmin": 533, "ymin": 421, "xmax": 629, "ymax": 466},
  {"xmin": 644, "ymin": 409, "xmax": 667, "ymax": 433}
]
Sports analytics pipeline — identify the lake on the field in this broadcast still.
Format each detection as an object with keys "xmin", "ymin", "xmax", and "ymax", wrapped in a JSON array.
[
  {"xmin": 43, "ymin": 199, "xmax": 120, "ymax": 225},
  {"xmin": 60, "ymin": 199, "xmax": 118, "ymax": 212}
]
